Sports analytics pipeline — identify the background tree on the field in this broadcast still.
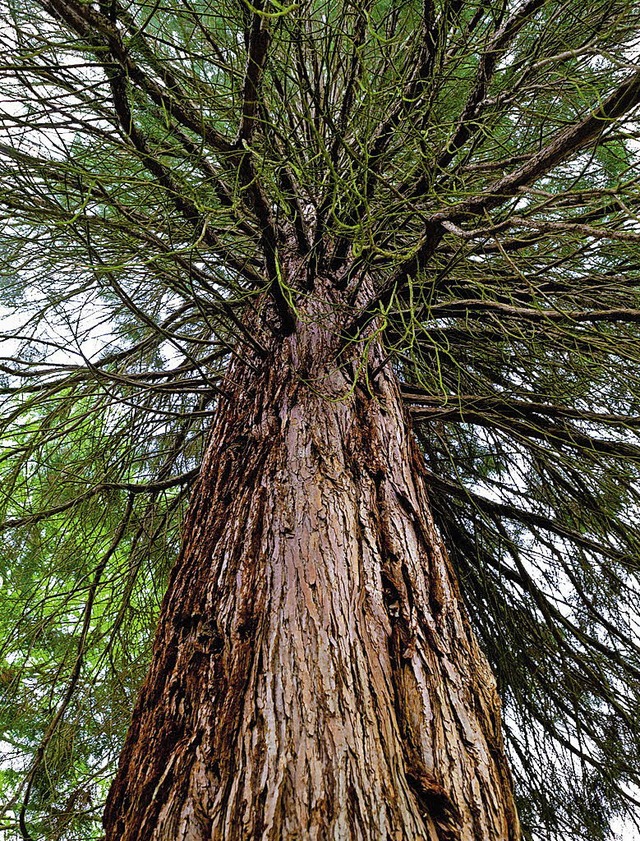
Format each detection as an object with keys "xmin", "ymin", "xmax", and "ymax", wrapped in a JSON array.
[{"xmin": 1, "ymin": 0, "xmax": 640, "ymax": 838}]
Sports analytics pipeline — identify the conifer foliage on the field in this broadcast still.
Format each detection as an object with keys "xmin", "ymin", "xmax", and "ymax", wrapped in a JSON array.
[{"xmin": 1, "ymin": 0, "xmax": 640, "ymax": 838}]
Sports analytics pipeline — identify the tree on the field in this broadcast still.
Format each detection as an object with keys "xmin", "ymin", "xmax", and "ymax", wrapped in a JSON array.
[{"xmin": 1, "ymin": 0, "xmax": 640, "ymax": 838}]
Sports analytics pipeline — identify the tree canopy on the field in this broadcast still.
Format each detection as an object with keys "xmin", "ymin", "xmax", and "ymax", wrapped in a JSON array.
[{"xmin": 1, "ymin": 0, "xmax": 640, "ymax": 838}]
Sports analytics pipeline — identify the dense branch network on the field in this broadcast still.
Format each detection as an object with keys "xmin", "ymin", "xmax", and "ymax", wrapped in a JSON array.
[{"xmin": 1, "ymin": 1, "xmax": 640, "ymax": 839}]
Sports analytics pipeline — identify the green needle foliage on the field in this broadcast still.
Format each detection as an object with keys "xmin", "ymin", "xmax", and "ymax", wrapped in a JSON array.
[{"xmin": 0, "ymin": 0, "xmax": 640, "ymax": 838}]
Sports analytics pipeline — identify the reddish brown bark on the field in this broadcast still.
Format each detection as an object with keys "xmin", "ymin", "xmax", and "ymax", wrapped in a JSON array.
[{"xmin": 103, "ymin": 290, "xmax": 520, "ymax": 840}]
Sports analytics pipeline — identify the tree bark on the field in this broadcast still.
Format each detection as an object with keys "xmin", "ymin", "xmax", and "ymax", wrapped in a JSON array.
[{"xmin": 103, "ymin": 292, "xmax": 520, "ymax": 841}]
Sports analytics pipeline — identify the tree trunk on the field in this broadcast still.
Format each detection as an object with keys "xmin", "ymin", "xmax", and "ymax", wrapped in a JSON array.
[{"xmin": 103, "ymin": 291, "xmax": 520, "ymax": 841}]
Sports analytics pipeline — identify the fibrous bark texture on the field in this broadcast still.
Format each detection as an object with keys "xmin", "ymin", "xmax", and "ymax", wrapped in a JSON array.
[{"xmin": 104, "ymin": 292, "xmax": 520, "ymax": 841}]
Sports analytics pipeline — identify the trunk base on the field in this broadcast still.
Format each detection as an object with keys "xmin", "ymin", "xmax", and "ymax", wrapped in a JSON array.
[{"xmin": 104, "ymin": 327, "xmax": 519, "ymax": 841}]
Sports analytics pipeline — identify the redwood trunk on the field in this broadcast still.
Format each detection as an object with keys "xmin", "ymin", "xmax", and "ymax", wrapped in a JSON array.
[{"xmin": 103, "ymin": 295, "xmax": 520, "ymax": 840}]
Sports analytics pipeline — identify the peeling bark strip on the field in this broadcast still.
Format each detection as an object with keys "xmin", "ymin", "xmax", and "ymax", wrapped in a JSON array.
[{"xmin": 104, "ymin": 299, "xmax": 519, "ymax": 840}]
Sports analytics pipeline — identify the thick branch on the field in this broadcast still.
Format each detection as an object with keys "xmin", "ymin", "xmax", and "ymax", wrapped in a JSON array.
[{"xmin": 431, "ymin": 69, "xmax": 640, "ymax": 223}]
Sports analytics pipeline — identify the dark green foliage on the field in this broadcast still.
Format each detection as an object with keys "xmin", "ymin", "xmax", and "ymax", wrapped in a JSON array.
[{"xmin": 1, "ymin": 0, "xmax": 640, "ymax": 838}]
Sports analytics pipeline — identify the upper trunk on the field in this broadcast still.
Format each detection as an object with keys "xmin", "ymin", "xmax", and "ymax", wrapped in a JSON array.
[{"xmin": 103, "ymin": 286, "xmax": 520, "ymax": 840}]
